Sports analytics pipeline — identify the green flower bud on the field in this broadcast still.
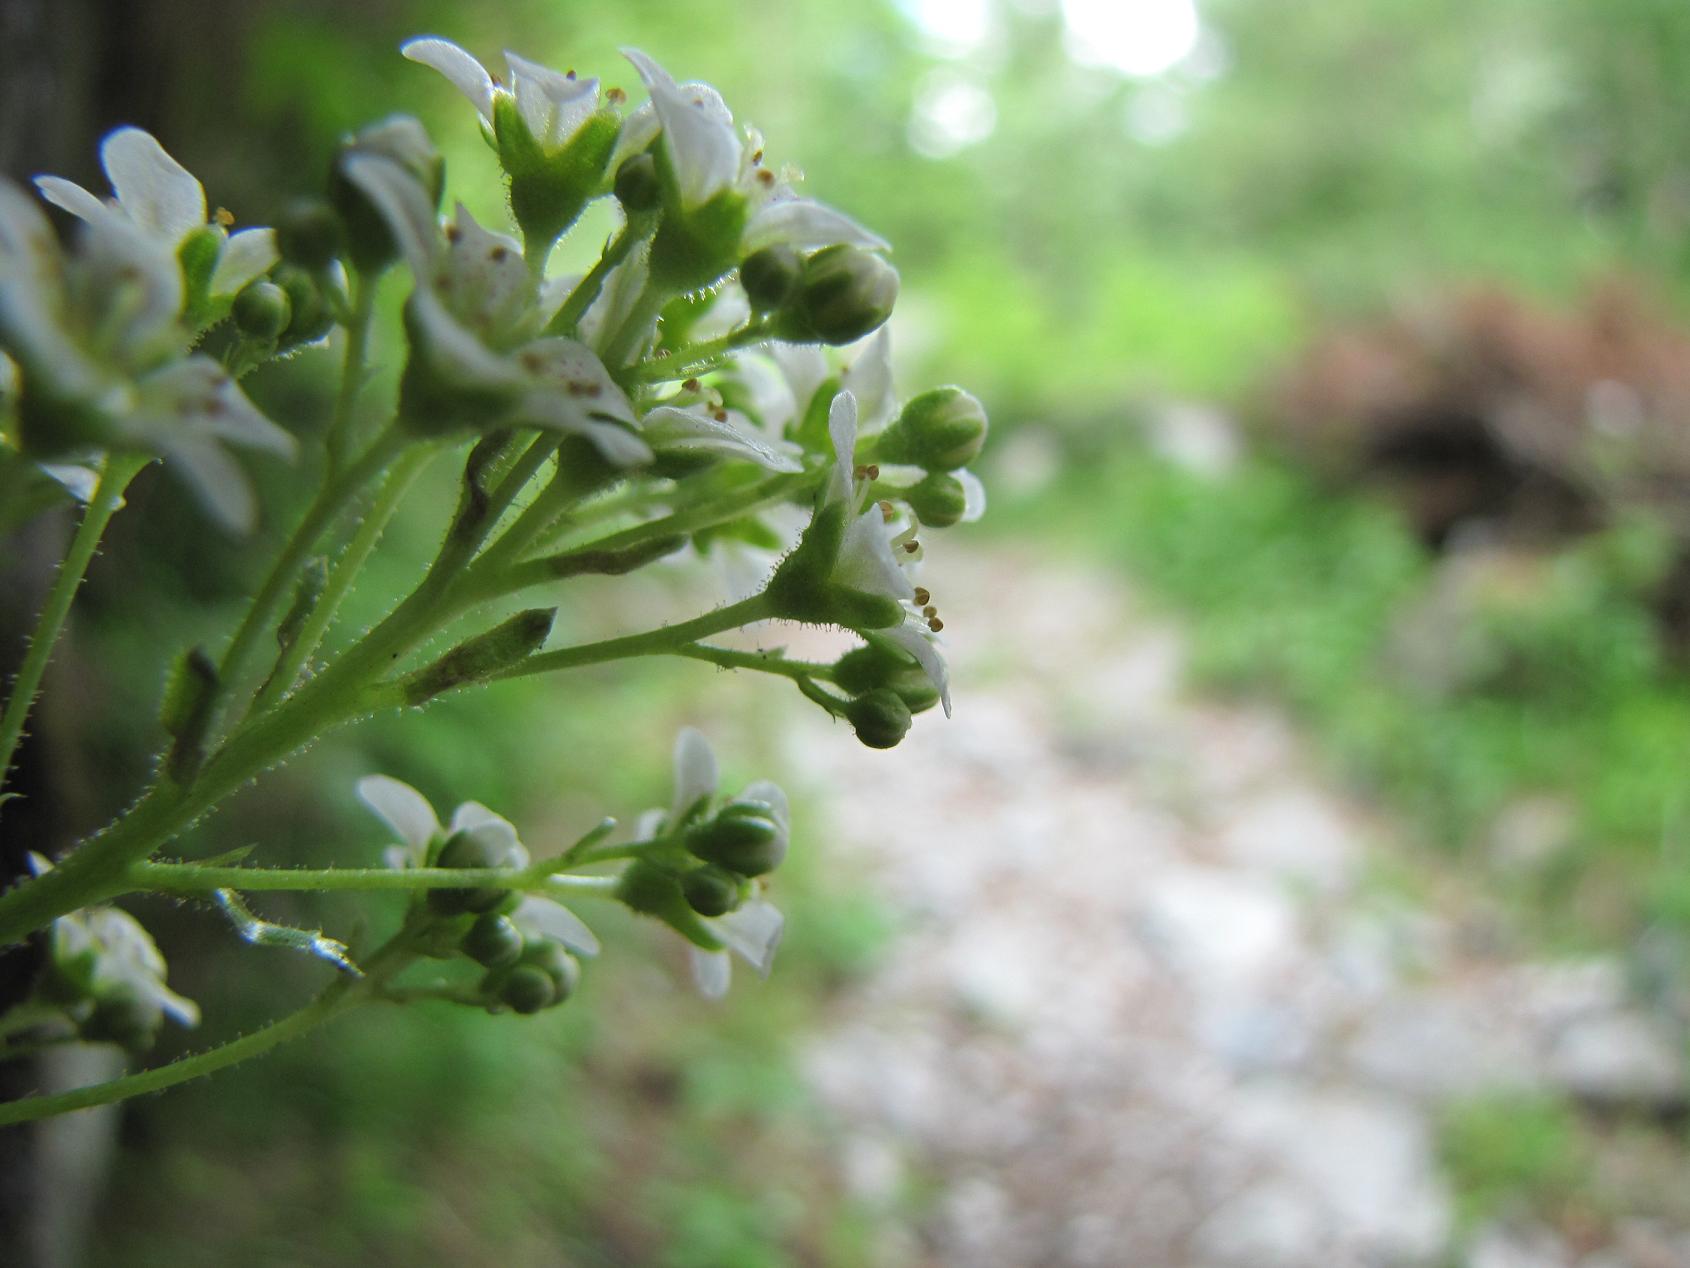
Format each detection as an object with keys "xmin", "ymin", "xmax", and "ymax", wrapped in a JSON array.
[
  {"xmin": 780, "ymin": 245, "xmax": 898, "ymax": 345},
  {"xmin": 844, "ymin": 688, "xmax": 912, "ymax": 749},
  {"xmin": 682, "ymin": 865, "xmax": 744, "ymax": 918},
  {"xmin": 462, "ymin": 912, "xmax": 524, "ymax": 968},
  {"xmin": 231, "ymin": 281, "xmax": 292, "ymax": 342},
  {"xmin": 832, "ymin": 643, "xmax": 941, "ymax": 715},
  {"xmin": 904, "ymin": 471, "xmax": 968, "ymax": 528},
  {"xmin": 871, "ymin": 387, "xmax": 987, "ymax": 471},
  {"xmin": 331, "ymin": 115, "xmax": 443, "ymax": 274},
  {"xmin": 614, "ymin": 860, "xmax": 721, "ymax": 951},
  {"xmin": 491, "ymin": 963, "xmax": 556, "ymax": 1014},
  {"xmin": 521, "ymin": 938, "xmax": 580, "ymax": 1003},
  {"xmin": 739, "ymin": 245, "xmax": 801, "ymax": 312},
  {"xmin": 82, "ymin": 990, "xmax": 163, "ymax": 1052},
  {"xmin": 273, "ymin": 264, "xmax": 334, "ymax": 347},
  {"xmin": 685, "ymin": 800, "xmax": 788, "ymax": 877},
  {"xmin": 275, "ymin": 198, "xmax": 344, "ymax": 272},
  {"xmin": 613, "ymin": 153, "xmax": 662, "ymax": 213},
  {"xmin": 428, "ymin": 828, "xmax": 516, "ymax": 915},
  {"xmin": 400, "ymin": 608, "xmax": 556, "ymax": 706}
]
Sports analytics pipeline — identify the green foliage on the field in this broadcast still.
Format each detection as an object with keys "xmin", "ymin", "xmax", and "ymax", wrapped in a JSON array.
[{"xmin": 1438, "ymin": 1093, "xmax": 1589, "ymax": 1229}]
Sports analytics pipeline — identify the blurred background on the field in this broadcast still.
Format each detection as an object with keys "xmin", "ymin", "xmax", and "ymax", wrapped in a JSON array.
[{"xmin": 5, "ymin": 0, "xmax": 1690, "ymax": 1263}]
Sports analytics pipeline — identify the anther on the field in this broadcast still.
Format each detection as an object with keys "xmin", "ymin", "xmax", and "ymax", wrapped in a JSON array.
[
  {"xmin": 214, "ymin": 207, "xmax": 235, "ymax": 227},
  {"xmin": 683, "ymin": 378, "xmax": 701, "ymax": 392},
  {"xmin": 913, "ymin": 586, "xmax": 930, "ymax": 605},
  {"xmin": 928, "ymin": 617, "xmax": 944, "ymax": 632},
  {"xmin": 864, "ymin": 464, "xmax": 879, "ymax": 479},
  {"xmin": 607, "ymin": 87, "xmax": 627, "ymax": 105},
  {"xmin": 903, "ymin": 540, "xmax": 920, "ymax": 554},
  {"xmin": 923, "ymin": 605, "xmax": 937, "ymax": 619}
]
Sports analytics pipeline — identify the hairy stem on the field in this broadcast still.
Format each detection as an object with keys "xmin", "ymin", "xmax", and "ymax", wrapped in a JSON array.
[{"xmin": 0, "ymin": 452, "xmax": 148, "ymax": 795}]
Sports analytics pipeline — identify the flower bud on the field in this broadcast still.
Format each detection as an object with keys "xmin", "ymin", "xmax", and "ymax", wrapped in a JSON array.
[
  {"xmin": 275, "ymin": 198, "xmax": 344, "ymax": 272},
  {"xmin": 614, "ymin": 860, "xmax": 721, "ymax": 951},
  {"xmin": 780, "ymin": 245, "xmax": 898, "ymax": 345},
  {"xmin": 682, "ymin": 865, "xmax": 744, "ymax": 918},
  {"xmin": 739, "ymin": 245, "xmax": 801, "ymax": 312},
  {"xmin": 685, "ymin": 800, "xmax": 788, "ymax": 877},
  {"xmin": 844, "ymin": 688, "xmax": 912, "ymax": 749},
  {"xmin": 870, "ymin": 387, "xmax": 987, "ymax": 471},
  {"xmin": 273, "ymin": 264, "xmax": 335, "ymax": 347},
  {"xmin": 331, "ymin": 116, "xmax": 443, "ymax": 273},
  {"xmin": 428, "ymin": 828, "xmax": 516, "ymax": 914},
  {"xmin": 490, "ymin": 963, "xmax": 555, "ymax": 1014},
  {"xmin": 613, "ymin": 153, "xmax": 662, "ymax": 213},
  {"xmin": 461, "ymin": 912, "xmax": 524, "ymax": 967},
  {"xmin": 493, "ymin": 95, "xmax": 621, "ymax": 252},
  {"xmin": 400, "ymin": 608, "xmax": 556, "ymax": 706},
  {"xmin": 521, "ymin": 938, "xmax": 580, "ymax": 1003},
  {"xmin": 231, "ymin": 281, "xmax": 293, "ymax": 342},
  {"xmin": 904, "ymin": 472, "xmax": 968, "ymax": 528},
  {"xmin": 832, "ymin": 643, "xmax": 941, "ymax": 715}
]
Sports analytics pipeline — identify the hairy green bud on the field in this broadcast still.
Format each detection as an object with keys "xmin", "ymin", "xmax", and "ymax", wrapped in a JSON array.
[
  {"xmin": 462, "ymin": 912, "xmax": 524, "ymax": 968},
  {"xmin": 231, "ymin": 281, "xmax": 293, "ymax": 342},
  {"xmin": 613, "ymin": 153, "xmax": 662, "ymax": 213},
  {"xmin": 739, "ymin": 244, "xmax": 801, "ymax": 312},
  {"xmin": 871, "ymin": 387, "xmax": 987, "ymax": 471},
  {"xmin": 780, "ymin": 245, "xmax": 898, "ymax": 345},
  {"xmin": 844, "ymin": 688, "xmax": 912, "ymax": 749},
  {"xmin": 275, "ymin": 198, "xmax": 343, "ymax": 272},
  {"xmin": 331, "ymin": 115, "xmax": 443, "ymax": 273},
  {"xmin": 428, "ymin": 828, "xmax": 517, "ymax": 914},
  {"xmin": 904, "ymin": 471, "xmax": 968, "ymax": 528},
  {"xmin": 685, "ymin": 800, "xmax": 788, "ymax": 877},
  {"xmin": 683, "ymin": 865, "xmax": 745, "ymax": 918},
  {"xmin": 273, "ymin": 264, "xmax": 334, "ymax": 347}
]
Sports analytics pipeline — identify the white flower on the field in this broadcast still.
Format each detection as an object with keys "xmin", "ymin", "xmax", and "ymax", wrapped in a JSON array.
[
  {"xmin": 340, "ymin": 155, "xmax": 651, "ymax": 465},
  {"xmin": 622, "ymin": 48, "xmax": 888, "ymax": 253},
  {"xmin": 35, "ymin": 127, "xmax": 276, "ymax": 309},
  {"xmin": 356, "ymin": 775, "xmax": 600, "ymax": 957},
  {"xmin": 0, "ymin": 179, "xmax": 294, "ymax": 531},
  {"xmin": 646, "ymin": 728, "xmax": 788, "ymax": 999},
  {"xmin": 640, "ymin": 402, "xmax": 802, "ymax": 473},
  {"xmin": 402, "ymin": 39, "xmax": 601, "ymax": 156}
]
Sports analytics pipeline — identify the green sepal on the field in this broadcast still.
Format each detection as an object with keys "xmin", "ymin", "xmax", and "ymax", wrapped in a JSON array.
[
  {"xmin": 614, "ymin": 860, "xmax": 723, "ymax": 951},
  {"xmin": 493, "ymin": 96, "xmax": 621, "ymax": 253},
  {"xmin": 177, "ymin": 226, "xmax": 223, "ymax": 329},
  {"xmin": 648, "ymin": 190, "xmax": 748, "ymax": 294}
]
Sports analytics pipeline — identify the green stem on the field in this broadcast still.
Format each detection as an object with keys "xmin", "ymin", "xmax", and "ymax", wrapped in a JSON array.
[
  {"xmin": 248, "ymin": 442, "xmax": 436, "ymax": 716},
  {"xmin": 545, "ymin": 214, "xmax": 655, "ymax": 338},
  {"xmin": 324, "ymin": 275, "xmax": 377, "ymax": 478},
  {"xmin": 492, "ymin": 593, "xmax": 775, "ymax": 682},
  {"xmin": 0, "ymin": 452, "xmax": 148, "ymax": 795},
  {"xmin": 671, "ymin": 643, "xmax": 833, "ymax": 681},
  {"xmin": 627, "ymin": 320, "xmax": 773, "ymax": 385},
  {"xmin": 209, "ymin": 425, "xmax": 407, "ymax": 738},
  {"xmin": 0, "ymin": 925, "xmax": 418, "ymax": 1127},
  {"xmin": 602, "ymin": 286, "xmax": 669, "ymax": 372},
  {"xmin": 126, "ymin": 860, "xmax": 624, "ymax": 896}
]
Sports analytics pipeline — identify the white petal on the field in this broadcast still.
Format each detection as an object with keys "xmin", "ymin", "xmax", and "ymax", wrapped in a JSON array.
[
  {"xmin": 738, "ymin": 779, "xmax": 790, "ymax": 833},
  {"xmin": 743, "ymin": 197, "xmax": 890, "ymax": 254},
  {"xmin": 449, "ymin": 799, "xmax": 510, "ymax": 834},
  {"xmin": 462, "ymin": 819, "xmax": 528, "ymax": 868},
  {"xmin": 515, "ymin": 337, "xmax": 636, "ymax": 423},
  {"xmin": 611, "ymin": 101, "xmax": 662, "ymax": 169},
  {"xmin": 39, "ymin": 463, "xmax": 100, "ymax": 503},
  {"xmin": 642, "ymin": 404, "xmax": 803, "ymax": 472},
  {"xmin": 409, "ymin": 289, "xmax": 525, "ymax": 392},
  {"xmin": 882, "ymin": 620, "xmax": 951, "ymax": 717},
  {"xmin": 33, "ymin": 175, "xmax": 109, "ymax": 226},
  {"xmin": 671, "ymin": 726, "xmax": 718, "ymax": 823},
  {"xmin": 339, "ymin": 153, "xmax": 438, "ymax": 276},
  {"xmin": 826, "ymin": 390, "xmax": 859, "ymax": 505},
  {"xmin": 137, "ymin": 357, "xmax": 296, "ymax": 457},
  {"xmin": 770, "ymin": 344, "xmax": 830, "ymax": 425},
  {"xmin": 623, "ymin": 48, "xmax": 740, "ymax": 208},
  {"xmin": 715, "ymin": 899, "xmax": 784, "ymax": 976},
  {"xmin": 357, "ymin": 774, "xmax": 440, "ymax": 854},
  {"xmin": 402, "ymin": 37, "xmax": 496, "ymax": 125},
  {"xmin": 841, "ymin": 327, "xmax": 895, "ymax": 431},
  {"xmin": 440, "ymin": 203, "xmax": 532, "ymax": 339},
  {"xmin": 956, "ymin": 468, "xmax": 987, "ymax": 522},
  {"xmin": 382, "ymin": 844, "xmax": 413, "ymax": 871},
  {"xmin": 835, "ymin": 508, "xmax": 917, "ymax": 604},
  {"xmin": 156, "ymin": 436, "xmax": 256, "ymax": 532},
  {"xmin": 574, "ymin": 418, "xmax": 655, "ymax": 467},
  {"xmin": 505, "ymin": 52, "xmax": 599, "ymax": 151},
  {"xmin": 633, "ymin": 808, "xmax": 666, "ymax": 840},
  {"xmin": 101, "ymin": 127, "xmax": 206, "ymax": 245},
  {"xmin": 689, "ymin": 947, "xmax": 732, "ymax": 999},
  {"xmin": 208, "ymin": 227, "xmax": 277, "ymax": 297},
  {"xmin": 514, "ymin": 896, "xmax": 601, "ymax": 957}
]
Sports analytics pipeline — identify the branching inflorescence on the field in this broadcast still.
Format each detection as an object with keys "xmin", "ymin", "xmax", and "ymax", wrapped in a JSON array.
[{"xmin": 0, "ymin": 37, "xmax": 987, "ymax": 1125}]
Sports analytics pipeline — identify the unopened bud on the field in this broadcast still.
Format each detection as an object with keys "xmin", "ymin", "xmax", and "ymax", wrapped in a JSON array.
[
  {"xmin": 331, "ymin": 115, "xmax": 443, "ymax": 272},
  {"xmin": 232, "ymin": 281, "xmax": 293, "ymax": 341},
  {"xmin": 613, "ymin": 153, "xmax": 662, "ymax": 213},
  {"xmin": 872, "ymin": 387, "xmax": 987, "ymax": 471},
  {"xmin": 490, "ymin": 963, "xmax": 556, "ymax": 1014},
  {"xmin": 273, "ymin": 264, "xmax": 334, "ymax": 346},
  {"xmin": 905, "ymin": 471, "xmax": 968, "ymax": 528},
  {"xmin": 685, "ymin": 800, "xmax": 788, "ymax": 877},
  {"xmin": 275, "ymin": 198, "xmax": 344, "ymax": 272},
  {"xmin": 781, "ymin": 245, "xmax": 898, "ymax": 345},
  {"xmin": 462, "ymin": 912, "xmax": 524, "ymax": 967},
  {"xmin": 428, "ymin": 828, "xmax": 517, "ymax": 914},
  {"xmin": 682, "ymin": 865, "xmax": 744, "ymax": 917},
  {"xmin": 844, "ymin": 688, "xmax": 912, "ymax": 749},
  {"xmin": 739, "ymin": 244, "xmax": 801, "ymax": 312}
]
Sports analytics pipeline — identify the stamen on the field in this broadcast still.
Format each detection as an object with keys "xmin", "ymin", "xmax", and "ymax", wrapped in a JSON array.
[
  {"xmin": 903, "ymin": 540, "xmax": 920, "ymax": 554},
  {"xmin": 864, "ymin": 464, "xmax": 879, "ymax": 479},
  {"xmin": 214, "ymin": 207, "xmax": 235, "ymax": 227},
  {"xmin": 878, "ymin": 500, "xmax": 895, "ymax": 520},
  {"xmin": 607, "ymin": 87, "xmax": 627, "ymax": 105},
  {"xmin": 682, "ymin": 378, "xmax": 701, "ymax": 392},
  {"xmin": 913, "ymin": 586, "xmax": 930, "ymax": 606},
  {"xmin": 928, "ymin": 617, "xmax": 944, "ymax": 632},
  {"xmin": 712, "ymin": 409, "xmax": 728, "ymax": 423},
  {"xmin": 923, "ymin": 605, "xmax": 937, "ymax": 619}
]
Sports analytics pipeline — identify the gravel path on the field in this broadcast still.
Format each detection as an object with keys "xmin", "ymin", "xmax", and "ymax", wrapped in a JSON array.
[{"xmin": 777, "ymin": 549, "xmax": 1690, "ymax": 1268}]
